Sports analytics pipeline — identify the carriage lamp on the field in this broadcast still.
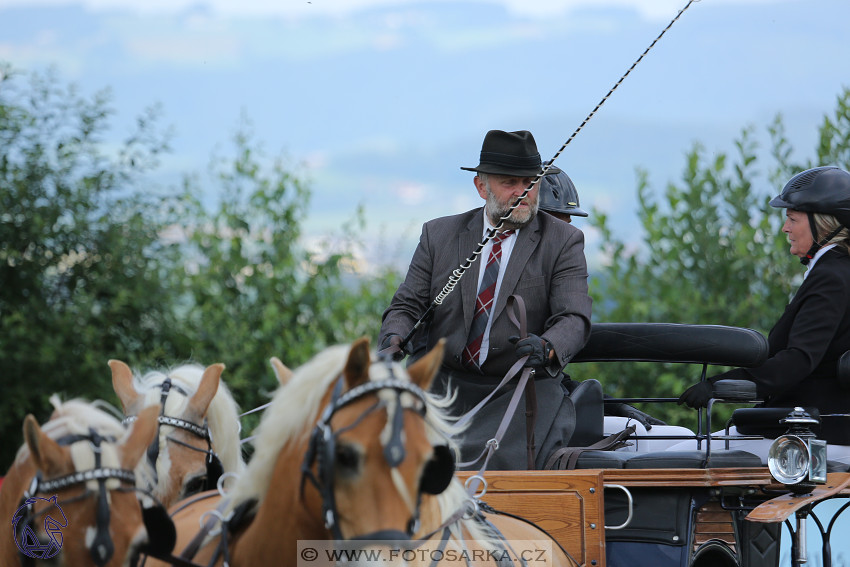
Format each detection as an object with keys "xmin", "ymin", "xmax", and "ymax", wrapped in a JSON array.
[{"xmin": 767, "ymin": 407, "xmax": 827, "ymax": 493}]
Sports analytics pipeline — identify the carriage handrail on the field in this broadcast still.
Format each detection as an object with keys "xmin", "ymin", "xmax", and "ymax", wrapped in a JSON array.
[{"xmin": 603, "ymin": 484, "xmax": 634, "ymax": 530}]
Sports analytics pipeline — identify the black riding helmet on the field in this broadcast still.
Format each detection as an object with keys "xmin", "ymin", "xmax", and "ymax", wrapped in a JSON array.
[
  {"xmin": 770, "ymin": 166, "xmax": 850, "ymax": 264},
  {"xmin": 539, "ymin": 167, "xmax": 588, "ymax": 217}
]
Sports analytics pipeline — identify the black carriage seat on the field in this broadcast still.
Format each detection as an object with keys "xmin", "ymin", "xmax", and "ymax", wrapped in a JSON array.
[
  {"xmin": 570, "ymin": 449, "xmax": 763, "ymax": 470},
  {"xmin": 722, "ymin": 350, "xmax": 850, "ymax": 446},
  {"xmin": 554, "ymin": 323, "xmax": 771, "ymax": 469},
  {"xmin": 565, "ymin": 378, "xmax": 604, "ymax": 447}
]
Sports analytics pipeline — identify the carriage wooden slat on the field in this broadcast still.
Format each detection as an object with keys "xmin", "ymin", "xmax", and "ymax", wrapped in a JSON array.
[{"xmin": 457, "ymin": 471, "xmax": 606, "ymax": 567}]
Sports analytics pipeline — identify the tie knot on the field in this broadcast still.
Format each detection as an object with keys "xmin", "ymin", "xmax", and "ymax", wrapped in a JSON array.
[{"xmin": 492, "ymin": 229, "xmax": 514, "ymax": 244}]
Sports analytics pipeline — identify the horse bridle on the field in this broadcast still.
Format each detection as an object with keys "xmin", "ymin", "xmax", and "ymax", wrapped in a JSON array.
[
  {"xmin": 300, "ymin": 359, "xmax": 455, "ymax": 543},
  {"xmin": 17, "ymin": 429, "xmax": 138, "ymax": 567},
  {"xmin": 122, "ymin": 377, "xmax": 224, "ymax": 493}
]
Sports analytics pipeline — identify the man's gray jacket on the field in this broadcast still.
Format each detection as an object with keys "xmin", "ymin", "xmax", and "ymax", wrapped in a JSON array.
[{"xmin": 380, "ymin": 208, "xmax": 592, "ymax": 376}]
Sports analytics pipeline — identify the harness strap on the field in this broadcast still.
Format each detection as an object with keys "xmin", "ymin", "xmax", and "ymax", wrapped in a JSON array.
[
  {"xmin": 474, "ymin": 511, "xmax": 528, "ymax": 567},
  {"xmin": 457, "ymin": 295, "xmax": 536, "ymax": 480},
  {"xmin": 506, "ymin": 296, "xmax": 537, "ymax": 471},
  {"xmin": 477, "ymin": 502, "xmax": 580, "ymax": 567},
  {"xmin": 89, "ymin": 430, "xmax": 115, "ymax": 567},
  {"xmin": 543, "ymin": 425, "xmax": 636, "ymax": 470}
]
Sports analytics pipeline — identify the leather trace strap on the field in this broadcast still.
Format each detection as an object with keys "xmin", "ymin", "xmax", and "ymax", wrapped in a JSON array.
[
  {"xmin": 458, "ymin": 295, "xmax": 538, "ymax": 491},
  {"xmin": 543, "ymin": 425, "xmax": 636, "ymax": 470}
]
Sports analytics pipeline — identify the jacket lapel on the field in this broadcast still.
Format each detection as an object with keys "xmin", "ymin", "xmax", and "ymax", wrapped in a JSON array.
[
  {"xmin": 460, "ymin": 211, "xmax": 485, "ymax": 332},
  {"xmin": 491, "ymin": 214, "xmax": 541, "ymax": 322}
]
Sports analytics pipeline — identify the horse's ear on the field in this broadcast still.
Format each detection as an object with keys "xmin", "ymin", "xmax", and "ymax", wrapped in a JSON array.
[
  {"xmin": 270, "ymin": 357, "xmax": 293, "ymax": 386},
  {"xmin": 120, "ymin": 405, "xmax": 160, "ymax": 470},
  {"xmin": 24, "ymin": 414, "xmax": 66, "ymax": 476},
  {"xmin": 343, "ymin": 337, "xmax": 372, "ymax": 389},
  {"xmin": 110, "ymin": 359, "xmax": 140, "ymax": 413},
  {"xmin": 407, "ymin": 338, "xmax": 445, "ymax": 391},
  {"xmin": 186, "ymin": 363, "xmax": 223, "ymax": 420}
]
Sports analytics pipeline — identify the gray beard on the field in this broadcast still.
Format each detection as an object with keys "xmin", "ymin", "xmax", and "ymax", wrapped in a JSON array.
[{"xmin": 485, "ymin": 191, "xmax": 537, "ymax": 230}]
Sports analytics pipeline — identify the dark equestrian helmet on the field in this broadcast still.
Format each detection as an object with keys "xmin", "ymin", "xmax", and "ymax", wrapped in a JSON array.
[
  {"xmin": 770, "ymin": 166, "xmax": 850, "ymax": 229},
  {"xmin": 539, "ymin": 168, "xmax": 588, "ymax": 217}
]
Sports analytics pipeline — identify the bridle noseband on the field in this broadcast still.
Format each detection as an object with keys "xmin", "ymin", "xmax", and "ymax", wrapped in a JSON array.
[
  {"xmin": 122, "ymin": 377, "xmax": 223, "ymax": 493},
  {"xmin": 300, "ymin": 360, "xmax": 455, "ymax": 543}
]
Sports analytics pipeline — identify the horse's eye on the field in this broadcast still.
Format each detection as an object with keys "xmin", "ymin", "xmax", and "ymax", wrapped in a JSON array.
[
  {"xmin": 335, "ymin": 444, "xmax": 361, "ymax": 477},
  {"xmin": 182, "ymin": 475, "xmax": 207, "ymax": 497}
]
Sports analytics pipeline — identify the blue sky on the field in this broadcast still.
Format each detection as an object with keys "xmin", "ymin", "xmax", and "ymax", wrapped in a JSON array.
[
  {"xmin": 3, "ymin": 0, "xmax": 850, "ymax": 273},
  {"xmin": 2, "ymin": 1, "xmax": 850, "ymax": 561}
]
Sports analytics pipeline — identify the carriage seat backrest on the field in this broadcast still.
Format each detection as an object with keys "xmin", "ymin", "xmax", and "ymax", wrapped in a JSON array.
[
  {"xmin": 572, "ymin": 323, "xmax": 768, "ymax": 367},
  {"xmin": 565, "ymin": 379, "xmax": 604, "ymax": 447}
]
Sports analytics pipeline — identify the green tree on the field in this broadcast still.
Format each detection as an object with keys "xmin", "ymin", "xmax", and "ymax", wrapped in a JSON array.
[
  {"xmin": 0, "ymin": 65, "xmax": 188, "ymax": 468},
  {"xmin": 0, "ymin": 67, "xmax": 402, "ymax": 468},
  {"xmin": 171, "ymin": 121, "xmax": 400, "ymax": 439},
  {"xmin": 587, "ymin": 87, "xmax": 850, "ymax": 426}
]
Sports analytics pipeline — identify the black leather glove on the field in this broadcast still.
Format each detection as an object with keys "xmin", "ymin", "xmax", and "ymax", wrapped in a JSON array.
[
  {"xmin": 508, "ymin": 334, "xmax": 553, "ymax": 369},
  {"xmin": 378, "ymin": 334, "xmax": 405, "ymax": 362},
  {"xmin": 677, "ymin": 380, "xmax": 715, "ymax": 409},
  {"xmin": 604, "ymin": 402, "xmax": 666, "ymax": 431}
]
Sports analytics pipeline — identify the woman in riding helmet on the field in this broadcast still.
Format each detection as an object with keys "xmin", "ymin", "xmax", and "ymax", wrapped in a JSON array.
[{"xmin": 677, "ymin": 166, "xmax": 850, "ymax": 465}]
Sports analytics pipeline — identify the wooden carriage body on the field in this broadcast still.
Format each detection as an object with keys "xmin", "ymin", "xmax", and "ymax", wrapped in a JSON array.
[{"xmin": 461, "ymin": 323, "xmax": 850, "ymax": 567}]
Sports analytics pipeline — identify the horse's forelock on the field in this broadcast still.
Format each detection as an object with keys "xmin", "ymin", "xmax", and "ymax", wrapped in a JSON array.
[
  {"xmin": 45, "ymin": 397, "xmax": 126, "ymax": 440},
  {"xmin": 15, "ymin": 397, "xmax": 129, "ymax": 467}
]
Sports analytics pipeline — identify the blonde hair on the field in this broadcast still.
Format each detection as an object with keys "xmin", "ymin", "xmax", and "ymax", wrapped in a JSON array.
[{"xmin": 812, "ymin": 212, "xmax": 850, "ymax": 255}]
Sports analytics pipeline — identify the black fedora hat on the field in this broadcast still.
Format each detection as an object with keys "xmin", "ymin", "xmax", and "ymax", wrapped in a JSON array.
[{"xmin": 461, "ymin": 130, "xmax": 558, "ymax": 177}]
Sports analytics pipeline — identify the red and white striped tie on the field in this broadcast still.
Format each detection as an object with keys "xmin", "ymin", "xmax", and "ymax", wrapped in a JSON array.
[{"xmin": 461, "ymin": 230, "xmax": 514, "ymax": 371}]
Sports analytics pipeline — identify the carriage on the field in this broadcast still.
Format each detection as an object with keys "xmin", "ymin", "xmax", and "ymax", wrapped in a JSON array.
[{"xmin": 459, "ymin": 322, "xmax": 850, "ymax": 567}]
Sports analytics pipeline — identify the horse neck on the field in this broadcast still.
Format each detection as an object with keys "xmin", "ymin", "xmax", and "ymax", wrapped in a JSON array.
[
  {"xmin": 0, "ymin": 458, "xmax": 36, "ymax": 563},
  {"xmin": 230, "ymin": 437, "xmax": 327, "ymax": 564}
]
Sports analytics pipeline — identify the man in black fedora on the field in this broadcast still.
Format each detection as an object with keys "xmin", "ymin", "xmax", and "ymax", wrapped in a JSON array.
[{"xmin": 379, "ymin": 129, "xmax": 592, "ymax": 470}]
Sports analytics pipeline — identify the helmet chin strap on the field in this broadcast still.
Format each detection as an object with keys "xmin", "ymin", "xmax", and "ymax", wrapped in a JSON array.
[{"xmin": 801, "ymin": 212, "xmax": 843, "ymax": 265}]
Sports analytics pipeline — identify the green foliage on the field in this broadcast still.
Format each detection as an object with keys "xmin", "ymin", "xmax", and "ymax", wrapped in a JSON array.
[
  {"xmin": 0, "ymin": 67, "xmax": 400, "ymax": 469},
  {"xmin": 587, "ymin": 87, "xmax": 850, "ymax": 428},
  {"xmin": 172, "ymin": 121, "xmax": 401, "ymax": 440},
  {"xmin": 0, "ymin": 65, "xmax": 187, "ymax": 467}
]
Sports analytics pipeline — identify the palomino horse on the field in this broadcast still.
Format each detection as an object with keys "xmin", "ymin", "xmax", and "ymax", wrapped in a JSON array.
[
  {"xmin": 263, "ymin": 351, "xmax": 577, "ymax": 567},
  {"xmin": 137, "ymin": 337, "xmax": 458, "ymax": 566},
  {"xmin": 110, "ymin": 360, "xmax": 244, "ymax": 508},
  {"xmin": 0, "ymin": 397, "xmax": 159, "ymax": 567}
]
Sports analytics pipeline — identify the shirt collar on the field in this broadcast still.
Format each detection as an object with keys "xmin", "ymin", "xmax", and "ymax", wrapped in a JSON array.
[
  {"xmin": 804, "ymin": 243, "xmax": 837, "ymax": 280},
  {"xmin": 481, "ymin": 210, "xmax": 521, "ymax": 238}
]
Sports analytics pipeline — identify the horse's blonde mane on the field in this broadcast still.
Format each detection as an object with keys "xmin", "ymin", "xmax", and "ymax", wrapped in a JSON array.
[
  {"xmin": 225, "ymin": 344, "xmax": 349, "ymax": 510},
  {"xmin": 135, "ymin": 364, "xmax": 245, "ymax": 474},
  {"xmin": 226, "ymin": 344, "xmax": 462, "ymax": 514}
]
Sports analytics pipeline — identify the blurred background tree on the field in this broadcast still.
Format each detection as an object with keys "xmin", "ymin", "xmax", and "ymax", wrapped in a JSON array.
[
  {"xmin": 0, "ymin": 65, "xmax": 188, "ymax": 468},
  {"xmin": 0, "ymin": 66, "xmax": 398, "ymax": 468}
]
